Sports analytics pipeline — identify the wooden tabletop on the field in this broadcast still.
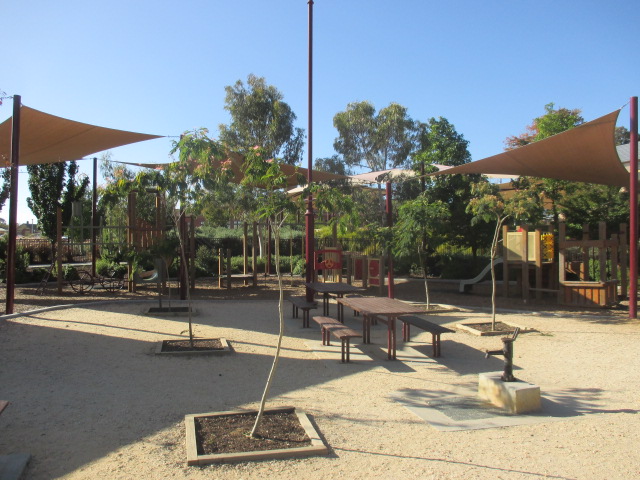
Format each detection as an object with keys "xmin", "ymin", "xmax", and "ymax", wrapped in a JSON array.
[
  {"xmin": 337, "ymin": 296, "xmax": 425, "ymax": 316},
  {"xmin": 306, "ymin": 282, "xmax": 363, "ymax": 295}
]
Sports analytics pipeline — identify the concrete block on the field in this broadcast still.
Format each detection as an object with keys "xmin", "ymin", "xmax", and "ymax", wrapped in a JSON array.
[{"xmin": 478, "ymin": 372, "xmax": 541, "ymax": 414}]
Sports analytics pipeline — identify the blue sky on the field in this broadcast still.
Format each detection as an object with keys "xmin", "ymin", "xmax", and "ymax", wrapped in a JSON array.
[{"xmin": 1, "ymin": 0, "xmax": 638, "ymax": 223}]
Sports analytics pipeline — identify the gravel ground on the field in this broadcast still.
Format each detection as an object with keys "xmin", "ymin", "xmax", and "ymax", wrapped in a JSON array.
[{"xmin": 0, "ymin": 276, "xmax": 638, "ymax": 479}]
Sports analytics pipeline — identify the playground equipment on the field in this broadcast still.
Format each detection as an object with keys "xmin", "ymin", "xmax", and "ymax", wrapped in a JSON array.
[
  {"xmin": 459, "ymin": 257, "xmax": 504, "ymax": 293},
  {"xmin": 558, "ymin": 222, "xmax": 627, "ymax": 307},
  {"xmin": 490, "ymin": 222, "xmax": 627, "ymax": 308}
]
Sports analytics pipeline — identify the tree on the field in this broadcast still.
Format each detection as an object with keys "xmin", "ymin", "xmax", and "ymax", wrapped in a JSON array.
[
  {"xmin": 240, "ymin": 146, "xmax": 297, "ymax": 438},
  {"xmin": 219, "ymin": 74, "xmax": 305, "ymax": 165},
  {"xmin": 333, "ymin": 101, "xmax": 415, "ymax": 172},
  {"xmin": 394, "ymin": 195, "xmax": 449, "ymax": 307},
  {"xmin": 615, "ymin": 126, "xmax": 631, "ymax": 146},
  {"xmin": 504, "ymin": 103, "xmax": 584, "ymax": 226},
  {"xmin": 27, "ymin": 161, "xmax": 90, "ymax": 242},
  {"xmin": 414, "ymin": 117, "xmax": 494, "ymax": 256},
  {"xmin": 314, "ymin": 155, "xmax": 352, "ymax": 176},
  {"xmin": 467, "ymin": 181, "xmax": 541, "ymax": 329}
]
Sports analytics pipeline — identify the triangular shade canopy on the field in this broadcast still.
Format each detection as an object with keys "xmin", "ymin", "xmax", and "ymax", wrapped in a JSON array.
[
  {"xmin": 433, "ymin": 110, "xmax": 628, "ymax": 187},
  {"xmin": 117, "ymin": 151, "xmax": 348, "ymax": 188},
  {"xmin": 0, "ymin": 105, "xmax": 163, "ymax": 166}
]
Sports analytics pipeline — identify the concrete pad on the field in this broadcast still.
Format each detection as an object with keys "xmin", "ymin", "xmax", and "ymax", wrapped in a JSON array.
[
  {"xmin": 0, "ymin": 453, "xmax": 30, "ymax": 480},
  {"xmin": 391, "ymin": 387, "xmax": 571, "ymax": 432},
  {"xmin": 479, "ymin": 372, "xmax": 541, "ymax": 414}
]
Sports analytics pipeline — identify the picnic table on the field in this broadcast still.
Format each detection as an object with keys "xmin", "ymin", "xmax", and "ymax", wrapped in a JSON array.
[
  {"xmin": 305, "ymin": 282, "xmax": 363, "ymax": 315},
  {"xmin": 336, "ymin": 296, "xmax": 425, "ymax": 360}
]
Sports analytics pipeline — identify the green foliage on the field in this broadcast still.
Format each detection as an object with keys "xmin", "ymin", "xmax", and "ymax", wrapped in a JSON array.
[
  {"xmin": 393, "ymin": 195, "xmax": 449, "ymax": 259},
  {"xmin": 95, "ymin": 258, "xmax": 127, "ymax": 278},
  {"xmin": 195, "ymin": 245, "xmax": 217, "ymax": 276},
  {"xmin": 27, "ymin": 160, "xmax": 90, "ymax": 241},
  {"xmin": 559, "ymin": 184, "xmax": 629, "ymax": 236},
  {"xmin": 219, "ymin": 74, "xmax": 305, "ymax": 165},
  {"xmin": 413, "ymin": 117, "xmax": 493, "ymax": 254},
  {"xmin": 333, "ymin": 101, "xmax": 415, "ymax": 171}
]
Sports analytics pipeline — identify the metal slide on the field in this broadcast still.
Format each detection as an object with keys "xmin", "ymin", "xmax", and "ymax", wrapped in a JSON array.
[{"xmin": 459, "ymin": 257, "xmax": 503, "ymax": 293}]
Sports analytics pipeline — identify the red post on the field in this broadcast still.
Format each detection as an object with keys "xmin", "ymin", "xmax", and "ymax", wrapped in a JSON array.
[
  {"xmin": 630, "ymin": 96, "xmax": 638, "ymax": 319},
  {"xmin": 91, "ymin": 157, "xmax": 98, "ymax": 277},
  {"xmin": 305, "ymin": 0, "xmax": 315, "ymax": 302},
  {"xmin": 6, "ymin": 95, "xmax": 21, "ymax": 315},
  {"xmin": 386, "ymin": 181, "xmax": 395, "ymax": 298}
]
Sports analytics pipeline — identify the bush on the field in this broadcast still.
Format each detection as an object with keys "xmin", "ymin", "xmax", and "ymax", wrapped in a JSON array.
[{"xmin": 195, "ymin": 245, "xmax": 217, "ymax": 276}]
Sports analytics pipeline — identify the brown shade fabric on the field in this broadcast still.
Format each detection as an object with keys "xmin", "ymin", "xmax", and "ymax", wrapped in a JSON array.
[
  {"xmin": 0, "ymin": 105, "xmax": 163, "ymax": 166},
  {"xmin": 117, "ymin": 151, "xmax": 348, "ymax": 188},
  {"xmin": 433, "ymin": 110, "xmax": 628, "ymax": 187}
]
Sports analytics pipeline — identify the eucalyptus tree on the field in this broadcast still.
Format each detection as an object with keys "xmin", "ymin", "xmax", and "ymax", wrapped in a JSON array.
[
  {"xmin": 219, "ymin": 74, "xmax": 305, "ymax": 165},
  {"xmin": 333, "ymin": 101, "xmax": 416, "ymax": 172}
]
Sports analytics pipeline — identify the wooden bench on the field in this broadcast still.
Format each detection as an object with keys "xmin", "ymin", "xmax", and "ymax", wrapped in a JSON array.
[
  {"xmin": 287, "ymin": 296, "xmax": 318, "ymax": 328},
  {"xmin": 398, "ymin": 315, "xmax": 454, "ymax": 357},
  {"xmin": 312, "ymin": 316, "xmax": 362, "ymax": 363}
]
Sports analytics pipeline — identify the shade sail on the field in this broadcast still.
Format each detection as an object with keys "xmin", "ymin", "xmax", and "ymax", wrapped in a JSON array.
[
  {"xmin": 116, "ymin": 151, "xmax": 349, "ymax": 188},
  {"xmin": 433, "ymin": 110, "xmax": 628, "ymax": 187},
  {"xmin": 0, "ymin": 105, "xmax": 163, "ymax": 166}
]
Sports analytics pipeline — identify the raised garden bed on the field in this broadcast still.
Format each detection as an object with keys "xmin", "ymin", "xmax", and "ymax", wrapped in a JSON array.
[
  {"xmin": 155, "ymin": 338, "xmax": 231, "ymax": 356},
  {"xmin": 144, "ymin": 306, "xmax": 197, "ymax": 316},
  {"xmin": 185, "ymin": 406, "xmax": 328, "ymax": 465},
  {"xmin": 456, "ymin": 321, "xmax": 533, "ymax": 336}
]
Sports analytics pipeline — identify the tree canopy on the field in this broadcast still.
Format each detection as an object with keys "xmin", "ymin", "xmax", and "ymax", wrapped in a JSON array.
[
  {"xmin": 219, "ymin": 74, "xmax": 305, "ymax": 165},
  {"xmin": 333, "ymin": 101, "xmax": 415, "ymax": 172},
  {"xmin": 27, "ymin": 160, "xmax": 89, "ymax": 242}
]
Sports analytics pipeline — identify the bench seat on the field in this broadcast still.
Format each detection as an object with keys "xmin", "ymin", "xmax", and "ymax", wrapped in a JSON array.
[
  {"xmin": 312, "ymin": 316, "xmax": 362, "ymax": 363},
  {"xmin": 399, "ymin": 315, "xmax": 454, "ymax": 357},
  {"xmin": 287, "ymin": 296, "xmax": 318, "ymax": 328}
]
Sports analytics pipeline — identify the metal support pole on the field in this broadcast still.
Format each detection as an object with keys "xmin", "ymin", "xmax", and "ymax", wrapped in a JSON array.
[
  {"xmin": 305, "ymin": 0, "xmax": 315, "ymax": 302},
  {"xmin": 630, "ymin": 96, "xmax": 638, "ymax": 318},
  {"xmin": 386, "ymin": 181, "xmax": 394, "ymax": 298},
  {"xmin": 6, "ymin": 95, "xmax": 21, "ymax": 314},
  {"xmin": 91, "ymin": 157, "xmax": 98, "ymax": 277}
]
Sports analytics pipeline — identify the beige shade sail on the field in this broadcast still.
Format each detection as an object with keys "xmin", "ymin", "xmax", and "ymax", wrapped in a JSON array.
[
  {"xmin": 0, "ymin": 105, "xmax": 163, "ymax": 166},
  {"xmin": 432, "ymin": 110, "xmax": 628, "ymax": 187},
  {"xmin": 116, "ymin": 151, "xmax": 349, "ymax": 188}
]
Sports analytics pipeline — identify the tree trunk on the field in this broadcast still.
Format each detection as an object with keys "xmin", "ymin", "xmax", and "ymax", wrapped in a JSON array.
[{"xmin": 250, "ymin": 220, "xmax": 285, "ymax": 437}]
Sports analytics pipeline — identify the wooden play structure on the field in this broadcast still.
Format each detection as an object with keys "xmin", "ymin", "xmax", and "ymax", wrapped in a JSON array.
[
  {"xmin": 502, "ymin": 225, "xmax": 557, "ymax": 301},
  {"xmin": 500, "ymin": 222, "xmax": 627, "ymax": 308},
  {"xmin": 557, "ymin": 222, "xmax": 627, "ymax": 307}
]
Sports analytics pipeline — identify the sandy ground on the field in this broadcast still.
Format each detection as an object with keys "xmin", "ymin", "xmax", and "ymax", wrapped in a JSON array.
[{"xmin": 0, "ymin": 279, "xmax": 639, "ymax": 479}]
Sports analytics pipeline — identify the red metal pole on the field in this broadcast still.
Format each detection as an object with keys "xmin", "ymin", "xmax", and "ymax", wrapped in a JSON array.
[
  {"xmin": 305, "ymin": 0, "xmax": 315, "ymax": 302},
  {"xmin": 6, "ymin": 95, "xmax": 21, "ymax": 315},
  {"xmin": 386, "ymin": 181, "xmax": 395, "ymax": 298},
  {"xmin": 630, "ymin": 96, "xmax": 638, "ymax": 319},
  {"xmin": 91, "ymin": 157, "xmax": 98, "ymax": 277}
]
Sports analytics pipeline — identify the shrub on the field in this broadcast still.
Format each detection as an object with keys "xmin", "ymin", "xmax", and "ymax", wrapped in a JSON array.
[{"xmin": 195, "ymin": 245, "xmax": 217, "ymax": 276}]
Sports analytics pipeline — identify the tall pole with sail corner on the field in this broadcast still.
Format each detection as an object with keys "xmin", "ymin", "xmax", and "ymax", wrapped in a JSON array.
[
  {"xmin": 305, "ymin": 0, "xmax": 315, "ymax": 302},
  {"xmin": 6, "ymin": 95, "xmax": 21, "ymax": 315},
  {"xmin": 629, "ymin": 96, "xmax": 638, "ymax": 319}
]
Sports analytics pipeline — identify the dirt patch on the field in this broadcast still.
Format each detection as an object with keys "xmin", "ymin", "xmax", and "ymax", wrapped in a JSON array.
[
  {"xmin": 161, "ymin": 338, "xmax": 224, "ymax": 352},
  {"xmin": 195, "ymin": 411, "xmax": 311, "ymax": 455}
]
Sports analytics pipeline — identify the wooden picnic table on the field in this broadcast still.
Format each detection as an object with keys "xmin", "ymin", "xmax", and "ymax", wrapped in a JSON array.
[
  {"xmin": 305, "ymin": 282, "xmax": 363, "ymax": 315},
  {"xmin": 336, "ymin": 296, "xmax": 425, "ymax": 360}
]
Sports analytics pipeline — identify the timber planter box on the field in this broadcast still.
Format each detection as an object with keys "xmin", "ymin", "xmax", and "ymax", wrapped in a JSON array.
[{"xmin": 185, "ymin": 406, "xmax": 328, "ymax": 465}]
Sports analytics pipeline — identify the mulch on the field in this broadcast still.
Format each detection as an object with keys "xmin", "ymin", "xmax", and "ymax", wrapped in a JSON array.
[{"xmin": 195, "ymin": 411, "xmax": 311, "ymax": 455}]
